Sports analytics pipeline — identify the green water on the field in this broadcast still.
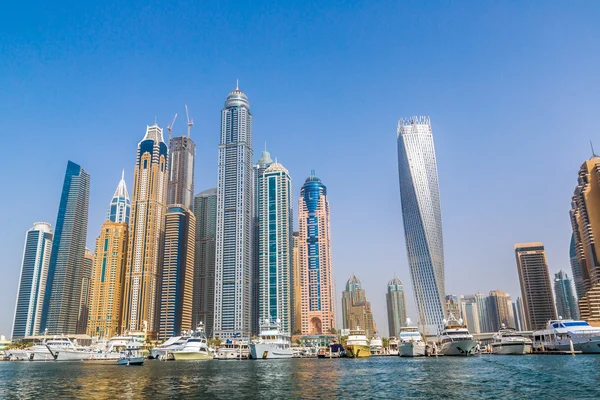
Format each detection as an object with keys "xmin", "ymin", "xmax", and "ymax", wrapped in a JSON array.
[{"xmin": 1, "ymin": 355, "xmax": 599, "ymax": 399}]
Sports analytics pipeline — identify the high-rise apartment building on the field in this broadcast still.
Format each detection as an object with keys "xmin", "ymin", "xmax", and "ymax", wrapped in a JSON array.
[
  {"xmin": 460, "ymin": 295, "xmax": 481, "ymax": 334},
  {"xmin": 554, "ymin": 270, "xmax": 579, "ymax": 320},
  {"xmin": 122, "ymin": 124, "xmax": 169, "ymax": 337},
  {"xmin": 514, "ymin": 242, "xmax": 557, "ymax": 330},
  {"xmin": 41, "ymin": 161, "xmax": 90, "ymax": 335},
  {"xmin": 158, "ymin": 205, "xmax": 195, "ymax": 340},
  {"xmin": 168, "ymin": 136, "xmax": 195, "ymax": 209},
  {"xmin": 487, "ymin": 290, "xmax": 514, "ymax": 331},
  {"xmin": 570, "ymin": 234, "xmax": 585, "ymax": 301},
  {"xmin": 445, "ymin": 295, "xmax": 461, "ymax": 319},
  {"xmin": 341, "ymin": 275, "xmax": 375, "ymax": 337},
  {"xmin": 77, "ymin": 248, "xmax": 94, "ymax": 334},
  {"xmin": 193, "ymin": 188, "xmax": 217, "ymax": 337},
  {"xmin": 87, "ymin": 174, "xmax": 130, "ymax": 338},
  {"xmin": 513, "ymin": 298, "xmax": 526, "ymax": 331},
  {"xmin": 252, "ymin": 149, "xmax": 273, "ymax": 335},
  {"xmin": 214, "ymin": 85, "xmax": 254, "ymax": 338},
  {"xmin": 299, "ymin": 173, "xmax": 335, "ymax": 334},
  {"xmin": 386, "ymin": 277, "xmax": 407, "ymax": 337},
  {"xmin": 474, "ymin": 292, "xmax": 491, "ymax": 333},
  {"xmin": 258, "ymin": 162, "xmax": 292, "ymax": 334},
  {"xmin": 12, "ymin": 223, "xmax": 53, "ymax": 339},
  {"xmin": 397, "ymin": 116, "xmax": 445, "ymax": 336}
]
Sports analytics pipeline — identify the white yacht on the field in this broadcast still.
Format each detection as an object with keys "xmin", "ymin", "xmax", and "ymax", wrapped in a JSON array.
[
  {"xmin": 398, "ymin": 319, "xmax": 426, "ymax": 357},
  {"xmin": 249, "ymin": 318, "xmax": 293, "ymax": 359},
  {"xmin": 532, "ymin": 318, "xmax": 600, "ymax": 354},
  {"xmin": 388, "ymin": 337, "xmax": 399, "ymax": 356},
  {"xmin": 87, "ymin": 335, "xmax": 144, "ymax": 362},
  {"xmin": 437, "ymin": 314, "xmax": 476, "ymax": 356},
  {"xmin": 150, "ymin": 335, "xmax": 191, "ymax": 360},
  {"xmin": 369, "ymin": 335, "xmax": 384, "ymax": 355},
  {"xmin": 215, "ymin": 340, "xmax": 250, "ymax": 360},
  {"xmin": 30, "ymin": 337, "xmax": 97, "ymax": 361},
  {"xmin": 172, "ymin": 324, "xmax": 213, "ymax": 361},
  {"xmin": 491, "ymin": 326, "xmax": 529, "ymax": 355}
]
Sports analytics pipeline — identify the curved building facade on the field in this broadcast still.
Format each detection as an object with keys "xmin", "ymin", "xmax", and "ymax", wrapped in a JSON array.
[{"xmin": 397, "ymin": 117, "xmax": 445, "ymax": 336}]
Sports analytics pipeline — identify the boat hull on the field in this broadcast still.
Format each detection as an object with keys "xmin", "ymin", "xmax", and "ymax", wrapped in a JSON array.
[
  {"xmin": 172, "ymin": 352, "xmax": 213, "ymax": 360},
  {"xmin": 439, "ymin": 339, "xmax": 477, "ymax": 356},
  {"xmin": 250, "ymin": 344, "xmax": 294, "ymax": 359},
  {"xmin": 345, "ymin": 345, "xmax": 371, "ymax": 358},
  {"xmin": 543, "ymin": 337, "xmax": 600, "ymax": 354},
  {"xmin": 117, "ymin": 357, "xmax": 144, "ymax": 365},
  {"xmin": 491, "ymin": 343, "xmax": 528, "ymax": 355},
  {"xmin": 399, "ymin": 342, "xmax": 426, "ymax": 357}
]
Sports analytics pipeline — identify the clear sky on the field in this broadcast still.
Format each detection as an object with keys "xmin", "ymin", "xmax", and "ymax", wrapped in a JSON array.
[{"xmin": 1, "ymin": 1, "xmax": 599, "ymax": 337}]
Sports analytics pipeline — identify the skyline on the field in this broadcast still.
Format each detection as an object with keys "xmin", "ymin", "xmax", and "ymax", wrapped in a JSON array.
[{"xmin": 2, "ymin": 2, "xmax": 600, "ymax": 336}]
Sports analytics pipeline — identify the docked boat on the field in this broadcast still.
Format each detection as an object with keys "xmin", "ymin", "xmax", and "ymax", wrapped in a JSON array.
[
  {"xmin": 317, "ymin": 342, "xmax": 345, "ymax": 358},
  {"xmin": 437, "ymin": 314, "xmax": 476, "ymax": 356},
  {"xmin": 532, "ymin": 318, "xmax": 600, "ymax": 354},
  {"xmin": 369, "ymin": 335, "xmax": 384, "ymax": 355},
  {"xmin": 87, "ymin": 335, "xmax": 144, "ymax": 362},
  {"xmin": 388, "ymin": 337, "xmax": 399, "ymax": 356},
  {"xmin": 215, "ymin": 340, "xmax": 250, "ymax": 360},
  {"xmin": 345, "ymin": 327, "xmax": 370, "ymax": 358},
  {"xmin": 249, "ymin": 318, "xmax": 294, "ymax": 359},
  {"xmin": 30, "ymin": 337, "xmax": 97, "ymax": 361},
  {"xmin": 117, "ymin": 348, "xmax": 144, "ymax": 365},
  {"xmin": 150, "ymin": 335, "xmax": 190, "ymax": 360},
  {"xmin": 399, "ymin": 320, "xmax": 426, "ymax": 357},
  {"xmin": 491, "ymin": 326, "xmax": 529, "ymax": 355},
  {"xmin": 172, "ymin": 324, "xmax": 213, "ymax": 361}
]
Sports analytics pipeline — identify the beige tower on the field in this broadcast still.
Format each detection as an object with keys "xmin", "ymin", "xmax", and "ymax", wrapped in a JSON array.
[
  {"xmin": 122, "ymin": 124, "xmax": 169, "ymax": 338},
  {"xmin": 298, "ymin": 173, "xmax": 335, "ymax": 335},
  {"xmin": 341, "ymin": 275, "xmax": 376, "ymax": 337}
]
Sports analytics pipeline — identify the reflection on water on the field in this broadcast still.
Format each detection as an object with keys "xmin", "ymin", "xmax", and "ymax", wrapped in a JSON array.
[{"xmin": 1, "ymin": 356, "xmax": 600, "ymax": 399}]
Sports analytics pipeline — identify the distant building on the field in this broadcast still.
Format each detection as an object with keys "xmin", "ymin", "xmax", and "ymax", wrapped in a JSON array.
[
  {"xmin": 77, "ymin": 248, "xmax": 94, "ymax": 334},
  {"xmin": 386, "ymin": 277, "xmax": 407, "ymax": 337},
  {"xmin": 341, "ymin": 275, "xmax": 375, "ymax": 337},
  {"xmin": 515, "ymin": 242, "xmax": 557, "ymax": 330},
  {"xmin": 299, "ymin": 172, "xmax": 335, "ymax": 334},
  {"xmin": 397, "ymin": 116, "xmax": 445, "ymax": 336},
  {"xmin": 473, "ymin": 292, "xmax": 492, "ymax": 332},
  {"xmin": 569, "ymin": 234, "xmax": 585, "ymax": 301},
  {"xmin": 258, "ymin": 162, "xmax": 293, "ymax": 334},
  {"xmin": 292, "ymin": 232, "xmax": 301, "ymax": 334},
  {"xmin": 487, "ymin": 290, "xmax": 514, "ymax": 331},
  {"xmin": 41, "ymin": 161, "xmax": 90, "ymax": 335},
  {"xmin": 554, "ymin": 270, "xmax": 579, "ymax": 320},
  {"xmin": 167, "ymin": 135, "xmax": 196, "ymax": 209},
  {"xmin": 12, "ymin": 222, "xmax": 53, "ymax": 339},
  {"xmin": 158, "ymin": 205, "xmax": 195, "ymax": 340},
  {"xmin": 445, "ymin": 295, "xmax": 461, "ymax": 319},
  {"xmin": 192, "ymin": 188, "xmax": 217, "ymax": 337},
  {"xmin": 460, "ymin": 296, "xmax": 481, "ymax": 334},
  {"xmin": 513, "ymin": 297, "xmax": 526, "ymax": 331}
]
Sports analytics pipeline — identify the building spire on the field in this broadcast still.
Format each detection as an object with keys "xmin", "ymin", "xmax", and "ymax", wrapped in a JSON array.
[
  {"xmin": 591, "ymin": 140, "xmax": 598, "ymax": 158},
  {"xmin": 236, "ymin": 79, "xmax": 239, "ymax": 90},
  {"xmin": 121, "ymin": 169, "xmax": 125, "ymax": 181}
]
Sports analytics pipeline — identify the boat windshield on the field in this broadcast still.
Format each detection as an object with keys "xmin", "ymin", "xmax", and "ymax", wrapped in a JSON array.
[{"xmin": 562, "ymin": 321, "xmax": 590, "ymax": 327}]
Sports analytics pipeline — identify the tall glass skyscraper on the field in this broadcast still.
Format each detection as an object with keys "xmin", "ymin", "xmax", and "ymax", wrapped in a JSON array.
[
  {"xmin": 569, "ymin": 234, "xmax": 584, "ymax": 301},
  {"xmin": 473, "ymin": 292, "xmax": 491, "ymax": 332},
  {"xmin": 168, "ymin": 136, "xmax": 196, "ymax": 209},
  {"xmin": 12, "ymin": 222, "xmax": 53, "ymax": 339},
  {"xmin": 298, "ymin": 172, "xmax": 335, "ymax": 334},
  {"xmin": 77, "ymin": 248, "xmax": 94, "ymax": 334},
  {"xmin": 122, "ymin": 124, "xmax": 169, "ymax": 337},
  {"xmin": 41, "ymin": 160, "xmax": 90, "ymax": 335},
  {"xmin": 214, "ymin": 84, "xmax": 254, "ymax": 338},
  {"xmin": 397, "ymin": 116, "xmax": 445, "ymax": 336},
  {"xmin": 386, "ymin": 277, "xmax": 407, "ymax": 337},
  {"xmin": 258, "ymin": 162, "xmax": 292, "ymax": 334},
  {"xmin": 554, "ymin": 270, "xmax": 579, "ymax": 320}
]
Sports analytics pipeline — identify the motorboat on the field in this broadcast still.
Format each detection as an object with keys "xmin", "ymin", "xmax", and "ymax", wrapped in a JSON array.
[
  {"xmin": 437, "ymin": 314, "xmax": 476, "ymax": 356},
  {"xmin": 30, "ymin": 337, "xmax": 97, "ymax": 361},
  {"xmin": 369, "ymin": 335, "xmax": 384, "ymax": 355},
  {"xmin": 172, "ymin": 324, "xmax": 213, "ymax": 361},
  {"xmin": 491, "ymin": 326, "xmax": 529, "ymax": 355},
  {"xmin": 117, "ymin": 348, "xmax": 144, "ymax": 366},
  {"xmin": 532, "ymin": 318, "xmax": 600, "ymax": 354},
  {"xmin": 388, "ymin": 337, "xmax": 399, "ymax": 356},
  {"xmin": 215, "ymin": 340, "xmax": 250, "ymax": 360},
  {"xmin": 150, "ymin": 335, "xmax": 190, "ymax": 360},
  {"xmin": 399, "ymin": 320, "xmax": 426, "ymax": 357},
  {"xmin": 86, "ymin": 335, "xmax": 145, "ymax": 362},
  {"xmin": 249, "ymin": 318, "xmax": 294, "ymax": 359},
  {"xmin": 345, "ymin": 327, "xmax": 370, "ymax": 358},
  {"xmin": 317, "ymin": 342, "xmax": 345, "ymax": 358}
]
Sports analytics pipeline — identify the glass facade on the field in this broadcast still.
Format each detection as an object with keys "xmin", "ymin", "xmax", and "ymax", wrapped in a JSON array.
[{"xmin": 386, "ymin": 277, "xmax": 407, "ymax": 337}]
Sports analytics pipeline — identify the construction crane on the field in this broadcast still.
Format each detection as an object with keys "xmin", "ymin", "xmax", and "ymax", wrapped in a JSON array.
[
  {"xmin": 167, "ymin": 113, "xmax": 178, "ymax": 141},
  {"xmin": 185, "ymin": 104, "xmax": 194, "ymax": 138}
]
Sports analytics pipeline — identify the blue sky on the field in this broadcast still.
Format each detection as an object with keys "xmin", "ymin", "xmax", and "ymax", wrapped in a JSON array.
[{"xmin": 1, "ymin": 1, "xmax": 599, "ymax": 336}]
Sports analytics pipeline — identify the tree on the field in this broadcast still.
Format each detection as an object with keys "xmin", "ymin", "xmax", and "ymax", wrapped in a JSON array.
[
  {"xmin": 208, "ymin": 338, "xmax": 222, "ymax": 348},
  {"xmin": 382, "ymin": 337, "xmax": 390, "ymax": 349},
  {"xmin": 328, "ymin": 328, "xmax": 337, "ymax": 334},
  {"xmin": 340, "ymin": 336, "xmax": 348, "ymax": 348}
]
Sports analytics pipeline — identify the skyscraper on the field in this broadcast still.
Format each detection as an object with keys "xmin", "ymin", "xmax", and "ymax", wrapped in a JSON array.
[
  {"xmin": 258, "ymin": 162, "xmax": 292, "ymax": 334},
  {"xmin": 87, "ymin": 174, "xmax": 130, "ymax": 338},
  {"xmin": 252, "ymin": 149, "xmax": 273, "ymax": 335},
  {"xmin": 460, "ymin": 296, "xmax": 481, "ymax": 334},
  {"xmin": 41, "ymin": 161, "xmax": 90, "ymax": 335},
  {"xmin": 298, "ymin": 172, "xmax": 335, "ymax": 335},
  {"xmin": 342, "ymin": 275, "xmax": 375, "ymax": 337},
  {"xmin": 570, "ymin": 234, "xmax": 585, "ymax": 301},
  {"xmin": 386, "ymin": 277, "xmax": 407, "ymax": 337},
  {"xmin": 214, "ymin": 84, "xmax": 254, "ymax": 338},
  {"xmin": 513, "ymin": 299, "xmax": 525, "ymax": 331},
  {"xmin": 77, "ymin": 248, "xmax": 94, "ymax": 334},
  {"xmin": 168, "ymin": 136, "xmax": 196, "ymax": 209},
  {"xmin": 12, "ymin": 222, "xmax": 53, "ymax": 339},
  {"xmin": 122, "ymin": 124, "xmax": 169, "ymax": 337},
  {"xmin": 514, "ymin": 242, "xmax": 557, "ymax": 330},
  {"xmin": 487, "ymin": 290, "xmax": 514, "ymax": 331},
  {"xmin": 158, "ymin": 205, "xmax": 195, "ymax": 340},
  {"xmin": 193, "ymin": 188, "xmax": 217, "ymax": 337},
  {"xmin": 292, "ymin": 232, "xmax": 301, "ymax": 334},
  {"xmin": 397, "ymin": 116, "xmax": 445, "ymax": 336},
  {"xmin": 445, "ymin": 295, "xmax": 461, "ymax": 319},
  {"xmin": 473, "ymin": 292, "xmax": 491, "ymax": 333},
  {"xmin": 554, "ymin": 270, "xmax": 579, "ymax": 320}
]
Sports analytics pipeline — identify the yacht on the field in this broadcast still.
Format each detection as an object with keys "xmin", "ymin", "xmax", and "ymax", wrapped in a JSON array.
[
  {"xmin": 437, "ymin": 314, "xmax": 476, "ymax": 356},
  {"xmin": 216, "ymin": 340, "xmax": 250, "ymax": 360},
  {"xmin": 117, "ymin": 347, "xmax": 144, "ymax": 366},
  {"xmin": 87, "ymin": 335, "xmax": 145, "ymax": 362},
  {"xmin": 345, "ymin": 327, "xmax": 370, "ymax": 358},
  {"xmin": 491, "ymin": 326, "xmax": 529, "ymax": 355},
  {"xmin": 172, "ymin": 324, "xmax": 213, "ymax": 361},
  {"xmin": 369, "ymin": 335, "xmax": 384, "ymax": 355},
  {"xmin": 388, "ymin": 337, "xmax": 399, "ymax": 356},
  {"xmin": 399, "ymin": 319, "xmax": 426, "ymax": 357},
  {"xmin": 532, "ymin": 318, "xmax": 600, "ymax": 354},
  {"xmin": 150, "ymin": 335, "xmax": 191, "ymax": 360},
  {"xmin": 249, "ymin": 319, "xmax": 294, "ymax": 359},
  {"xmin": 30, "ymin": 337, "xmax": 97, "ymax": 361}
]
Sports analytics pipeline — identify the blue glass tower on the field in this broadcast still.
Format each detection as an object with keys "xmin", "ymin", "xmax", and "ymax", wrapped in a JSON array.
[{"xmin": 41, "ymin": 161, "xmax": 90, "ymax": 335}]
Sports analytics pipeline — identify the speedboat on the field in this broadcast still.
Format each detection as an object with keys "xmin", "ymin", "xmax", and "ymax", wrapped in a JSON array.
[
  {"xmin": 532, "ymin": 318, "xmax": 600, "ymax": 354},
  {"xmin": 345, "ymin": 327, "xmax": 370, "ymax": 358},
  {"xmin": 437, "ymin": 314, "xmax": 476, "ymax": 356},
  {"xmin": 249, "ymin": 318, "xmax": 294, "ymax": 359},
  {"xmin": 117, "ymin": 348, "xmax": 144, "ymax": 365},
  {"xmin": 491, "ymin": 326, "xmax": 529, "ymax": 355},
  {"xmin": 172, "ymin": 323, "xmax": 213, "ymax": 361},
  {"xmin": 399, "ymin": 319, "xmax": 426, "ymax": 357},
  {"xmin": 369, "ymin": 335, "xmax": 384, "ymax": 355},
  {"xmin": 388, "ymin": 337, "xmax": 399, "ymax": 356}
]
